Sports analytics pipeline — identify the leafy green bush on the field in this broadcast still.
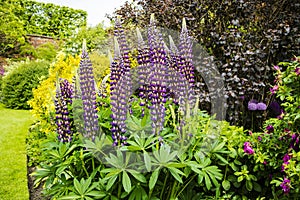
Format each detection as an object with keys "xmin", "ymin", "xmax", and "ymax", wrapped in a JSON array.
[
  {"xmin": 1, "ymin": 60, "xmax": 49, "ymax": 109},
  {"xmin": 244, "ymin": 57, "xmax": 300, "ymax": 198},
  {"xmin": 20, "ymin": 42, "xmax": 59, "ymax": 61}
]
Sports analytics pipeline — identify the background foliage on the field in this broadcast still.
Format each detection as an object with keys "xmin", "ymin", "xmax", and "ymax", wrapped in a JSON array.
[
  {"xmin": 0, "ymin": 0, "xmax": 87, "ymax": 58},
  {"xmin": 112, "ymin": 0, "xmax": 300, "ymax": 130},
  {"xmin": 1, "ymin": 59, "xmax": 49, "ymax": 109}
]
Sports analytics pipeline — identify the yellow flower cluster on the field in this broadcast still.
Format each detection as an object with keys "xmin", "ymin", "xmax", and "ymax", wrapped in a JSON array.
[{"xmin": 28, "ymin": 52, "xmax": 80, "ymax": 127}]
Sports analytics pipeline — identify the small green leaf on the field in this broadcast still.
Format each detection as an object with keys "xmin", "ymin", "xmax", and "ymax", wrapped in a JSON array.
[
  {"xmin": 122, "ymin": 171, "xmax": 132, "ymax": 193},
  {"xmin": 215, "ymin": 154, "xmax": 229, "ymax": 164},
  {"xmin": 149, "ymin": 169, "xmax": 160, "ymax": 190},
  {"xmin": 222, "ymin": 180, "xmax": 231, "ymax": 191},
  {"xmin": 106, "ymin": 175, "xmax": 118, "ymax": 191},
  {"xmin": 144, "ymin": 151, "xmax": 151, "ymax": 172},
  {"xmin": 253, "ymin": 182, "xmax": 262, "ymax": 192},
  {"xmin": 74, "ymin": 178, "xmax": 83, "ymax": 195},
  {"xmin": 204, "ymin": 173, "xmax": 212, "ymax": 190},
  {"xmin": 168, "ymin": 167, "xmax": 184, "ymax": 183},
  {"xmin": 237, "ymin": 176, "xmax": 244, "ymax": 182},
  {"xmin": 127, "ymin": 169, "xmax": 146, "ymax": 183},
  {"xmin": 246, "ymin": 180, "xmax": 253, "ymax": 191}
]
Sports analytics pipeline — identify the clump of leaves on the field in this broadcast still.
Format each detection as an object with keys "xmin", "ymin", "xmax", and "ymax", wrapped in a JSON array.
[{"xmin": 1, "ymin": 59, "xmax": 49, "ymax": 109}]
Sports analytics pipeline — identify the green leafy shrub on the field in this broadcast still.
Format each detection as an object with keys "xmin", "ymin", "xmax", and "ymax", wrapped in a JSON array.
[
  {"xmin": 244, "ymin": 57, "xmax": 300, "ymax": 198},
  {"xmin": 20, "ymin": 42, "xmax": 59, "ymax": 61},
  {"xmin": 65, "ymin": 24, "xmax": 107, "ymax": 55},
  {"xmin": 1, "ymin": 59, "xmax": 49, "ymax": 109}
]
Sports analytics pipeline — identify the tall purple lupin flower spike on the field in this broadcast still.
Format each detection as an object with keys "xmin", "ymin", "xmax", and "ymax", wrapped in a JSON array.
[
  {"xmin": 78, "ymin": 40, "xmax": 99, "ymax": 140},
  {"xmin": 55, "ymin": 78, "xmax": 74, "ymax": 142},
  {"xmin": 147, "ymin": 14, "xmax": 170, "ymax": 135},
  {"xmin": 110, "ymin": 18, "xmax": 133, "ymax": 145}
]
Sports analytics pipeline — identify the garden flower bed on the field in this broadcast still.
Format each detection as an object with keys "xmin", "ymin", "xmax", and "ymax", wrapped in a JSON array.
[{"xmin": 24, "ymin": 16, "xmax": 300, "ymax": 200}]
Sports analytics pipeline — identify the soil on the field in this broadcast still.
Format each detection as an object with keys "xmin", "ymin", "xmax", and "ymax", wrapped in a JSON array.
[{"xmin": 27, "ymin": 166, "xmax": 50, "ymax": 200}]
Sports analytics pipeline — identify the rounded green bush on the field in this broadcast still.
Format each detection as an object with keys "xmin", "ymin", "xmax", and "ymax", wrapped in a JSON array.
[{"xmin": 1, "ymin": 60, "xmax": 49, "ymax": 109}]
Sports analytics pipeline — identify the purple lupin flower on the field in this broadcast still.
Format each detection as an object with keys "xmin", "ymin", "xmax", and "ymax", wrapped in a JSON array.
[
  {"xmin": 110, "ymin": 38, "xmax": 132, "ymax": 146},
  {"xmin": 243, "ymin": 142, "xmax": 254, "ymax": 154},
  {"xmin": 280, "ymin": 177, "xmax": 291, "ymax": 194},
  {"xmin": 283, "ymin": 154, "xmax": 291, "ymax": 163},
  {"xmin": 78, "ymin": 41, "xmax": 99, "ymax": 140},
  {"xmin": 168, "ymin": 19, "xmax": 195, "ymax": 115},
  {"xmin": 136, "ymin": 28, "xmax": 152, "ymax": 109},
  {"xmin": 146, "ymin": 14, "xmax": 170, "ymax": 135},
  {"xmin": 179, "ymin": 18, "xmax": 195, "ymax": 88},
  {"xmin": 55, "ymin": 78, "xmax": 75, "ymax": 142}
]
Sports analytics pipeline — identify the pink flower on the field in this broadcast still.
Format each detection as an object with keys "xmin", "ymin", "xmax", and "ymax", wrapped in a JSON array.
[
  {"xmin": 280, "ymin": 177, "xmax": 291, "ymax": 194},
  {"xmin": 295, "ymin": 67, "xmax": 300, "ymax": 76},
  {"xmin": 270, "ymin": 85, "xmax": 279, "ymax": 94},
  {"xmin": 274, "ymin": 65, "xmax": 280, "ymax": 71},
  {"xmin": 244, "ymin": 142, "xmax": 254, "ymax": 154}
]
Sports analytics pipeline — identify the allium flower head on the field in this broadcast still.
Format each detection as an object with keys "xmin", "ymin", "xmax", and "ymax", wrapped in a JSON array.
[
  {"xmin": 257, "ymin": 102, "xmax": 267, "ymax": 110},
  {"xmin": 248, "ymin": 102, "xmax": 257, "ymax": 111},
  {"xmin": 243, "ymin": 142, "xmax": 254, "ymax": 154}
]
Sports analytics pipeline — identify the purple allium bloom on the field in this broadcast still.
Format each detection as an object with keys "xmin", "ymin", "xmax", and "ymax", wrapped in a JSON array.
[
  {"xmin": 266, "ymin": 125, "xmax": 274, "ymax": 133},
  {"xmin": 79, "ymin": 42, "xmax": 99, "ymax": 140},
  {"xmin": 295, "ymin": 67, "xmax": 300, "ymax": 76},
  {"xmin": 257, "ymin": 102, "xmax": 267, "ymax": 111},
  {"xmin": 55, "ymin": 79, "xmax": 75, "ymax": 142},
  {"xmin": 280, "ymin": 177, "xmax": 291, "ymax": 194},
  {"xmin": 244, "ymin": 142, "xmax": 254, "ymax": 154},
  {"xmin": 248, "ymin": 102, "xmax": 257, "ymax": 111}
]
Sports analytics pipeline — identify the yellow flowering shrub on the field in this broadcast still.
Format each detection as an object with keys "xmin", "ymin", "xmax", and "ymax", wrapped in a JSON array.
[{"xmin": 28, "ymin": 52, "xmax": 79, "ymax": 126}]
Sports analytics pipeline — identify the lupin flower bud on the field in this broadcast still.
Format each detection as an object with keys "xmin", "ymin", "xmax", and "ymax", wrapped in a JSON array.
[
  {"xmin": 55, "ymin": 78, "xmax": 75, "ymax": 142},
  {"xmin": 78, "ymin": 40, "xmax": 99, "ymax": 140}
]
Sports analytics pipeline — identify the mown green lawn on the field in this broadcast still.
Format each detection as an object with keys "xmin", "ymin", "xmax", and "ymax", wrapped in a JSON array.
[{"xmin": 0, "ymin": 104, "xmax": 33, "ymax": 200}]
